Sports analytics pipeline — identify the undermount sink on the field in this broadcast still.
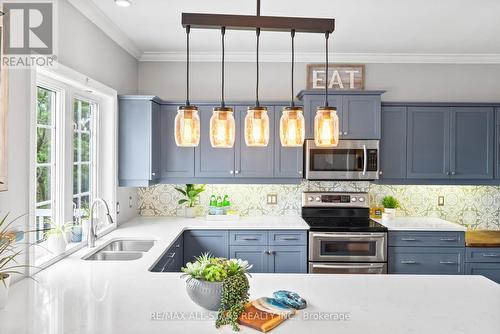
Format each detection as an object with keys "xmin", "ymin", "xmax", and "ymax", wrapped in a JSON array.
[{"xmin": 82, "ymin": 238, "xmax": 155, "ymax": 261}]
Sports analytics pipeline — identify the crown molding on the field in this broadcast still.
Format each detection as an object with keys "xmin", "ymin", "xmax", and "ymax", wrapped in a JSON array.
[
  {"xmin": 68, "ymin": 0, "xmax": 142, "ymax": 59},
  {"xmin": 140, "ymin": 51, "xmax": 500, "ymax": 64}
]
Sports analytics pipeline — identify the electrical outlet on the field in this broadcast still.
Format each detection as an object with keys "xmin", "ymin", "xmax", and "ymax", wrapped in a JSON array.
[
  {"xmin": 116, "ymin": 202, "xmax": 120, "ymax": 215},
  {"xmin": 438, "ymin": 196, "xmax": 445, "ymax": 206},
  {"xmin": 267, "ymin": 193, "xmax": 278, "ymax": 205},
  {"xmin": 129, "ymin": 196, "xmax": 133, "ymax": 208}
]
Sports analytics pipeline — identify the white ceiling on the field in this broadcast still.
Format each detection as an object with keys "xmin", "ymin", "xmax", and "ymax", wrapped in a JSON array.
[{"xmin": 69, "ymin": 0, "xmax": 500, "ymax": 63}]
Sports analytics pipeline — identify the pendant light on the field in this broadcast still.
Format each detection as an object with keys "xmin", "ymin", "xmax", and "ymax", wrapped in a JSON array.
[
  {"xmin": 280, "ymin": 29, "xmax": 305, "ymax": 147},
  {"xmin": 210, "ymin": 27, "xmax": 235, "ymax": 148},
  {"xmin": 314, "ymin": 32, "xmax": 339, "ymax": 147},
  {"xmin": 245, "ymin": 28, "xmax": 269, "ymax": 147},
  {"xmin": 175, "ymin": 25, "xmax": 200, "ymax": 147}
]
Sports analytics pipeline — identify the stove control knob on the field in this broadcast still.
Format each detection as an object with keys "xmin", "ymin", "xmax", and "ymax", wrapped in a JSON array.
[
  {"xmin": 351, "ymin": 197, "xmax": 357, "ymax": 202},
  {"xmin": 307, "ymin": 196, "xmax": 314, "ymax": 202},
  {"xmin": 358, "ymin": 197, "xmax": 365, "ymax": 202},
  {"xmin": 315, "ymin": 197, "xmax": 321, "ymax": 202}
]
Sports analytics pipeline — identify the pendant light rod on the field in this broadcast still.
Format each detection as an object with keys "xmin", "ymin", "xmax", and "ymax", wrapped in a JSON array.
[
  {"xmin": 257, "ymin": 0, "xmax": 260, "ymax": 16},
  {"xmin": 185, "ymin": 25, "xmax": 191, "ymax": 106},
  {"xmin": 324, "ymin": 31, "xmax": 330, "ymax": 107},
  {"xmin": 221, "ymin": 26, "xmax": 226, "ymax": 108},
  {"xmin": 255, "ymin": 28, "xmax": 260, "ymax": 107},
  {"xmin": 290, "ymin": 29, "xmax": 295, "ymax": 107}
]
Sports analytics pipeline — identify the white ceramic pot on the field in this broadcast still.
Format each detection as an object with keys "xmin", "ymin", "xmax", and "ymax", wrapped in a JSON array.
[
  {"xmin": 382, "ymin": 208, "xmax": 396, "ymax": 221},
  {"xmin": 185, "ymin": 207, "xmax": 196, "ymax": 218},
  {"xmin": 186, "ymin": 278, "xmax": 223, "ymax": 311},
  {"xmin": 0, "ymin": 274, "xmax": 11, "ymax": 309},
  {"xmin": 47, "ymin": 234, "xmax": 67, "ymax": 255}
]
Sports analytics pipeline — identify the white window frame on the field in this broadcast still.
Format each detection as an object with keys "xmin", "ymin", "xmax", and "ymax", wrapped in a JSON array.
[{"xmin": 29, "ymin": 65, "xmax": 118, "ymax": 271}]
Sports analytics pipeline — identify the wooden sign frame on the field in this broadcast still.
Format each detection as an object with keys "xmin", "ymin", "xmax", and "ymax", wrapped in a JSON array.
[{"xmin": 306, "ymin": 64, "xmax": 365, "ymax": 90}]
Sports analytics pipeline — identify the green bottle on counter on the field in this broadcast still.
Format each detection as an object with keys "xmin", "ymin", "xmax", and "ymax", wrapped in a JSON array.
[
  {"xmin": 222, "ymin": 195, "xmax": 230, "ymax": 214},
  {"xmin": 209, "ymin": 195, "xmax": 217, "ymax": 215}
]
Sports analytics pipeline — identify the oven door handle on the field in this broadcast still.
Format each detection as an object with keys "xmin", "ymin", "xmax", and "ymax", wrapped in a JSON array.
[
  {"xmin": 362, "ymin": 144, "xmax": 367, "ymax": 176},
  {"xmin": 312, "ymin": 233, "xmax": 385, "ymax": 239},
  {"xmin": 311, "ymin": 263, "xmax": 386, "ymax": 269}
]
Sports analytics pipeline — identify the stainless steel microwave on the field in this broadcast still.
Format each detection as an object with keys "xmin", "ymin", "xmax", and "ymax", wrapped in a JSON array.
[{"xmin": 305, "ymin": 139, "xmax": 380, "ymax": 180}]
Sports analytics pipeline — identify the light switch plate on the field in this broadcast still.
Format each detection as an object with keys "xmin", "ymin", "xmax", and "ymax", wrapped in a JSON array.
[
  {"xmin": 267, "ymin": 193, "xmax": 278, "ymax": 205},
  {"xmin": 438, "ymin": 196, "xmax": 445, "ymax": 206}
]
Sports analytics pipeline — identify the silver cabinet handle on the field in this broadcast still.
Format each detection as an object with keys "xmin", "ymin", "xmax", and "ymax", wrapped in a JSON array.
[
  {"xmin": 344, "ymin": 131, "xmax": 348, "ymax": 135},
  {"xmin": 451, "ymin": 171, "xmax": 456, "ymax": 176},
  {"xmin": 241, "ymin": 237, "xmax": 259, "ymax": 241},
  {"xmin": 401, "ymin": 260, "xmax": 417, "ymax": 264},
  {"xmin": 264, "ymin": 250, "xmax": 270, "ymax": 255},
  {"xmin": 439, "ymin": 261, "xmax": 457, "ymax": 265},
  {"xmin": 151, "ymin": 172, "xmax": 156, "ymax": 176},
  {"xmin": 281, "ymin": 237, "xmax": 299, "ymax": 241},
  {"xmin": 298, "ymin": 171, "xmax": 303, "ymax": 175},
  {"xmin": 482, "ymin": 254, "xmax": 500, "ymax": 257},
  {"xmin": 362, "ymin": 144, "xmax": 367, "ymax": 176},
  {"xmin": 440, "ymin": 238, "xmax": 457, "ymax": 241},
  {"xmin": 270, "ymin": 250, "xmax": 276, "ymax": 255},
  {"xmin": 229, "ymin": 170, "xmax": 234, "ymax": 174},
  {"xmin": 446, "ymin": 171, "xmax": 451, "ymax": 176},
  {"xmin": 235, "ymin": 170, "xmax": 240, "ymax": 174},
  {"xmin": 379, "ymin": 171, "xmax": 383, "ymax": 175},
  {"xmin": 401, "ymin": 238, "xmax": 417, "ymax": 241}
]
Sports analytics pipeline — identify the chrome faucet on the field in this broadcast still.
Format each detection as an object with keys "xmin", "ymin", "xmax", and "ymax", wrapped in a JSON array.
[{"xmin": 88, "ymin": 198, "xmax": 114, "ymax": 248}]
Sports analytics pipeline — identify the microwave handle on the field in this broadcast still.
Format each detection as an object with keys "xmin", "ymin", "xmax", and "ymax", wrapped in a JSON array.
[{"xmin": 362, "ymin": 144, "xmax": 367, "ymax": 176}]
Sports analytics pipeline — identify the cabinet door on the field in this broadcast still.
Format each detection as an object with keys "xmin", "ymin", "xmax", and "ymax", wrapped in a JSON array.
[
  {"xmin": 274, "ymin": 106, "xmax": 303, "ymax": 178},
  {"xmin": 160, "ymin": 105, "xmax": 195, "ymax": 178},
  {"xmin": 304, "ymin": 95, "xmax": 342, "ymax": 139},
  {"xmin": 195, "ymin": 105, "xmax": 236, "ymax": 177},
  {"xmin": 388, "ymin": 247, "xmax": 464, "ymax": 275},
  {"xmin": 230, "ymin": 245, "xmax": 268, "ymax": 273},
  {"xmin": 380, "ymin": 106, "xmax": 407, "ymax": 179},
  {"xmin": 268, "ymin": 246, "xmax": 307, "ymax": 273},
  {"xmin": 235, "ymin": 106, "xmax": 274, "ymax": 178},
  {"xmin": 407, "ymin": 107, "xmax": 450, "ymax": 179},
  {"xmin": 496, "ymin": 108, "xmax": 500, "ymax": 179},
  {"xmin": 183, "ymin": 230, "xmax": 229, "ymax": 263},
  {"xmin": 465, "ymin": 263, "xmax": 500, "ymax": 284},
  {"xmin": 173, "ymin": 235, "xmax": 184, "ymax": 271},
  {"xmin": 151, "ymin": 102, "xmax": 161, "ymax": 180},
  {"xmin": 450, "ymin": 107, "xmax": 494, "ymax": 179},
  {"xmin": 342, "ymin": 95, "xmax": 381, "ymax": 139}
]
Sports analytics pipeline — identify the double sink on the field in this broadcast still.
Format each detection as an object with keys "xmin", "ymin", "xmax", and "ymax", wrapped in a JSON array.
[{"xmin": 83, "ymin": 239, "xmax": 155, "ymax": 261}]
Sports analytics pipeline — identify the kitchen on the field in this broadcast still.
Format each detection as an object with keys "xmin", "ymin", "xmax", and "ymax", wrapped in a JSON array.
[{"xmin": 1, "ymin": 0, "xmax": 500, "ymax": 333}]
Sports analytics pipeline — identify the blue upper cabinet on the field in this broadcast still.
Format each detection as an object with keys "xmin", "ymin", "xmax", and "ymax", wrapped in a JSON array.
[
  {"xmin": 302, "ymin": 95, "xmax": 342, "ymax": 138},
  {"xmin": 380, "ymin": 106, "xmax": 407, "ymax": 179},
  {"xmin": 274, "ymin": 106, "xmax": 303, "ymax": 179},
  {"xmin": 450, "ymin": 107, "xmax": 494, "ymax": 179},
  {"xmin": 407, "ymin": 107, "xmax": 451, "ymax": 179},
  {"xmin": 160, "ymin": 105, "xmax": 195, "ymax": 178},
  {"xmin": 235, "ymin": 106, "xmax": 275, "ymax": 178},
  {"xmin": 118, "ymin": 96, "xmax": 161, "ymax": 187},
  {"xmin": 495, "ymin": 108, "xmax": 500, "ymax": 179},
  {"xmin": 342, "ymin": 95, "xmax": 381, "ymax": 139},
  {"xmin": 195, "ymin": 105, "xmax": 237, "ymax": 178}
]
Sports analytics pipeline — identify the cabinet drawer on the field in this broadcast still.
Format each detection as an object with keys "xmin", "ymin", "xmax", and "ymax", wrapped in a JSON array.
[
  {"xmin": 388, "ymin": 232, "xmax": 464, "ymax": 247},
  {"xmin": 229, "ymin": 230, "xmax": 268, "ymax": 246},
  {"xmin": 465, "ymin": 263, "xmax": 500, "ymax": 284},
  {"xmin": 269, "ymin": 230, "xmax": 307, "ymax": 246},
  {"xmin": 389, "ymin": 247, "xmax": 465, "ymax": 274},
  {"xmin": 466, "ymin": 248, "xmax": 500, "ymax": 263}
]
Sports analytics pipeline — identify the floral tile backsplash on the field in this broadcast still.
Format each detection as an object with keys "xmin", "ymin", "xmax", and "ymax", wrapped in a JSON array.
[{"xmin": 138, "ymin": 182, "xmax": 500, "ymax": 230}]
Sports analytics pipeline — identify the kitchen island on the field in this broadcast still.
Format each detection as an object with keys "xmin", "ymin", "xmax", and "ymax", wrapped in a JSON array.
[{"xmin": 1, "ymin": 217, "xmax": 499, "ymax": 334}]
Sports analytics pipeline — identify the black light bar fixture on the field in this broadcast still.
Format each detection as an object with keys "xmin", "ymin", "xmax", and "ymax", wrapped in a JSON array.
[{"xmin": 182, "ymin": 0, "xmax": 334, "ymax": 34}]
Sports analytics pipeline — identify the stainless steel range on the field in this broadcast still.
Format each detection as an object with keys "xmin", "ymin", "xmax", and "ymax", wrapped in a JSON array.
[{"xmin": 302, "ymin": 192, "xmax": 388, "ymax": 274}]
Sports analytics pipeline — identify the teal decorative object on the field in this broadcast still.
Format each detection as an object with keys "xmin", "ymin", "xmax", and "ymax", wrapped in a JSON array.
[{"xmin": 273, "ymin": 290, "xmax": 307, "ymax": 309}]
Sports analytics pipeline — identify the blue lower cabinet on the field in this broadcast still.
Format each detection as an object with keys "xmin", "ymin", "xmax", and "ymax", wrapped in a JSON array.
[
  {"xmin": 268, "ymin": 246, "xmax": 308, "ymax": 273},
  {"xmin": 183, "ymin": 230, "xmax": 229, "ymax": 264},
  {"xmin": 389, "ymin": 247, "xmax": 465, "ymax": 274},
  {"xmin": 230, "ymin": 245, "xmax": 268, "ymax": 273},
  {"xmin": 465, "ymin": 263, "xmax": 500, "ymax": 284},
  {"xmin": 150, "ymin": 235, "xmax": 184, "ymax": 272}
]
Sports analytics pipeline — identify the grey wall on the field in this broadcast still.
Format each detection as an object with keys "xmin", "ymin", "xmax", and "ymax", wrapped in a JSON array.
[
  {"xmin": 0, "ymin": 0, "xmax": 139, "ymax": 265},
  {"xmin": 139, "ymin": 62, "xmax": 500, "ymax": 102}
]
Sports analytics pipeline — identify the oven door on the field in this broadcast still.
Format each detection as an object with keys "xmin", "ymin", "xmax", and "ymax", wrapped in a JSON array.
[
  {"xmin": 309, "ymin": 262, "xmax": 387, "ymax": 274},
  {"xmin": 305, "ymin": 139, "xmax": 379, "ymax": 180},
  {"xmin": 309, "ymin": 232, "xmax": 387, "ymax": 262}
]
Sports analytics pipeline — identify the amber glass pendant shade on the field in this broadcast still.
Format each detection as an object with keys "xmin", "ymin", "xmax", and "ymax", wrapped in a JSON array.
[
  {"xmin": 280, "ymin": 106, "xmax": 305, "ymax": 147},
  {"xmin": 314, "ymin": 106, "xmax": 339, "ymax": 147},
  {"xmin": 210, "ymin": 106, "xmax": 235, "ymax": 148},
  {"xmin": 174, "ymin": 106, "xmax": 200, "ymax": 147},
  {"xmin": 244, "ymin": 106, "xmax": 269, "ymax": 146}
]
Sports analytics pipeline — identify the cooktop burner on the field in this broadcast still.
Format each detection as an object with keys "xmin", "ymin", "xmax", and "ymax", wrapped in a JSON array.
[{"xmin": 302, "ymin": 217, "xmax": 388, "ymax": 232}]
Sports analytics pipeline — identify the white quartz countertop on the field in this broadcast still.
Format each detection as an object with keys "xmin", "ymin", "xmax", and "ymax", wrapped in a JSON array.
[
  {"xmin": 375, "ymin": 216, "xmax": 468, "ymax": 231},
  {"xmin": 1, "ymin": 216, "xmax": 497, "ymax": 334}
]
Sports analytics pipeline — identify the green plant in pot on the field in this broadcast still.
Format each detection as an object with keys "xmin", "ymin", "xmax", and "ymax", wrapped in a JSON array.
[
  {"xmin": 44, "ymin": 223, "xmax": 71, "ymax": 255},
  {"xmin": 181, "ymin": 253, "xmax": 252, "ymax": 331},
  {"xmin": 381, "ymin": 195, "xmax": 399, "ymax": 220},
  {"xmin": 174, "ymin": 184, "xmax": 205, "ymax": 218}
]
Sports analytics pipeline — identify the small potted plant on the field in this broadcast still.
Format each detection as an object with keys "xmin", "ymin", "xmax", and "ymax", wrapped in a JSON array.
[
  {"xmin": 381, "ymin": 195, "xmax": 399, "ymax": 220},
  {"xmin": 174, "ymin": 184, "xmax": 205, "ymax": 218},
  {"xmin": 182, "ymin": 253, "xmax": 252, "ymax": 331},
  {"xmin": 44, "ymin": 223, "xmax": 70, "ymax": 255}
]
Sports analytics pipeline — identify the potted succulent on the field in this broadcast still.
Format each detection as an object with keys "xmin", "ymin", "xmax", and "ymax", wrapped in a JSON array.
[
  {"xmin": 44, "ymin": 223, "xmax": 70, "ymax": 255},
  {"xmin": 181, "ymin": 253, "xmax": 252, "ymax": 331},
  {"xmin": 174, "ymin": 184, "xmax": 205, "ymax": 218},
  {"xmin": 381, "ymin": 195, "xmax": 399, "ymax": 220}
]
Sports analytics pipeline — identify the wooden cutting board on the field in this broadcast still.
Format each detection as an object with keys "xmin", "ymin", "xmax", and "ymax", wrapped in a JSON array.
[
  {"xmin": 238, "ymin": 303, "xmax": 287, "ymax": 332},
  {"xmin": 465, "ymin": 231, "xmax": 500, "ymax": 247}
]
